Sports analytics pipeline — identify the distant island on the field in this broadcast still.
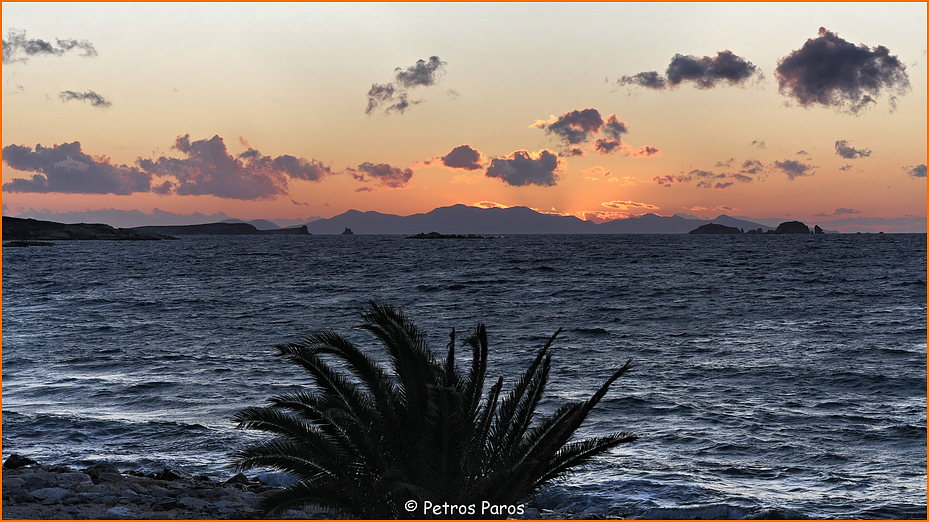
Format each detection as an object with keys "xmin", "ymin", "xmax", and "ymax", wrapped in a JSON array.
[
  {"xmin": 131, "ymin": 223, "xmax": 308, "ymax": 236},
  {"xmin": 689, "ymin": 220, "xmax": 823, "ymax": 235},
  {"xmin": 407, "ymin": 232, "xmax": 489, "ymax": 239}
]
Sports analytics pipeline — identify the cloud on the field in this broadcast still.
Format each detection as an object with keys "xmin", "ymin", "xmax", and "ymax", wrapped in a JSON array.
[
  {"xmin": 631, "ymin": 145, "xmax": 661, "ymax": 158},
  {"xmin": 579, "ymin": 166, "xmax": 611, "ymax": 180},
  {"xmin": 2, "ymin": 29, "xmax": 97, "ymax": 64},
  {"xmin": 775, "ymin": 27, "xmax": 910, "ymax": 114},
  {"xmin": 730, "ymin": 173, "xmax": 753, "ymax": 183},
  {"xmin": 365, "ymin": 56, "xmax": 447, "ymax": 115},
  {"xmin": 2, "ymin": 141, "xmax": 151, "ymax": 194},
  {"xmin": 904, "ymin": 164, "xmax": 927, "ymax": 178},
  {"xmin": 59, "ymin": 90, "xmax": 111, "ymax": 108},
  {"xmin": 601, "ymin": 200, "xmax": 659, "ymax": 211},
  {"xmin": 531, "ymin": 108, "xmax": 605, "ymax": 145},
  {"xmin": 653, "ymin": 174, "xmax": 691, "ymax": 185},
  {"xmin": 834, "ymin": 140, "xmax": 871, "ymax": 159},
  {"xmin": 716, "ymin": 158, "xmax": 735, "ymax": 168},
  {"xmin": 838, "ymin": 164, "xmax": 853, "ymax": 171},
  {"xmin": 394, "ymin": 56, "xmax": 446, "ymax": 88},
  {"xmin": 616, "ymin": 71, "xmax": 666, "ymax": 89},
  {"xmin": 619, "ymin": 50, "xmax": 761, "ymax": 90},
  {"xmin": 350, "ymin": 162, "xmax": 414, "ymax": 189},
  {"xmin": 484, "ymin": 149, "xmax": 562, "ymax": 187},
  {"xmin": 138, "ymin": 134, "xmax": 331, "ymax": 199},
  {"xmin": 772, "ymin": 159, "xmax": 817, "ymax": 180},
  {"xmin": 582, "ymin": 211, "xmax": 630, "ymax": 223},
  {"xmin": 834, "ymin": 208, "xmax": 860, "ymax": 215},
  {"xmin": 713, "ymin": 182, "xmax": 734, "ymax": 189},
  {"xmin": 740, "ymin": 159, "xmax": 764, "ymax": 174},
  {"xmin": 532, "ymin": 109, "xmax": 636, "ymax": 157},
  {"xmin": 594, "ymin": 139, "xmax": 624, "ymax": 155},
  {"xmin": 474, "ymin": 201, "xmax": 510, "ymax": 209},
  {"xmin": 749, "ymin": 140, "xmax": 766, "ymax": 149},
  {"xmin": 440, "ymin": 144, "xmax": 483, "ymax": 170}
]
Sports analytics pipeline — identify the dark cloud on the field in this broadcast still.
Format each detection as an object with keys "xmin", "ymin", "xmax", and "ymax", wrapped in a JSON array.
[
  {"xmin": 365, "ymin": 83, "xmax": 395, "ymax": 115},
  {"xmin": 689, "ymin": 169, "xmax": 717, "ymax": 179},
  {"xmin": 696, "ymin": 181, "xmax": 713, "ymax": 189},
  {"xmin": 904, "ymin": 164, "xmax": 927, "ymax": 178},
  {"xmin": 533, "ymin": 108, "xmax": 604, "ymax": 145},
  {"xmin": 619, "ymin": 50, "xmax": 761, "ymax": 90},
  {"xmin": 714, "ymin": 182, "xmax": 734, "ymax": 189},
  {"xmin": 366, "ymin": 56, "xmax": 446, "ymax": 115},
  {"xmin": 838, "ymin": 164, "xmax": 853, "ymax": 171},
  {"xmin": 653, "ymin": 174, "xmax": 691, "ymax": 186},
  {"xmin": 350, "ymin": 162, "xmax": 414, "ymax": 189},
  {"xmin": 835, "ymin": 208, "xmax": 860, "ymax": 215},
  {"xmin": 394, "ymin": 56, "xmax": 446, "ymax": 88},
  {"xmin": 484, "ymin": 149, "xmax": 562, "ymax": 187},
  {"xmin": 59, "ymin": 90, "xmax": 111, "ymax": 108},
  {"xmin": 2, "ymin": 141, "xmax": 151, "ymax": 194},
  {"xmin": 666, "ymin": 51, "xmax": 762, "ymax": 88},
  {"xmin": 601, "ymin": 114, "xmax": 629, "ymax": 140},
  {"xmin": 730, "ymin": 173, "xmax": 753, "ymax": 183},
  {"xmin": 772, "ymin": 159, "xmax": 817, "ymax": 180},
  {"xmin": 2, "ymin": 29, "xmax": 97, "ymax": 64},
  {"xmin": 138, "ymin": 134, "xmax": 331, "ymax": 199},
  {"xmin": 796, "ymin": 150, "xmax": 810, "ymax": 156},
  {"xmin": 631, "ymin": 145, "xmax": 661, "ymax": 158},
  {"xmin": 594, "ymin": 139, "xmax": 623, "ymax": 155},
  {"xmin": 740, "ymin": 159, "xmax": 764, "ymax": 174},
  {"xmin": 749, "ymin": 140, "xmax": 766, "ymax": 149},
  {"xmin": 617, "ymin": 71, "xmax": 667, "ymax": 89},
  {"xmin": 716, "ymin": 158, "xmax": 735, "ymax": 168},
  {"xmin": 775, "ymin": 27, "xmax": 910, "ymax": 114},
  {"xmin": 440, "ymin": 144, "xmax": 483, "ymax": 170},
  {"xmin": 834, "ymin": 140, "xmax": 871, "ymax": 159},
  {"xmin": 532, "ymin": 109, "xmax": 634, "ymax": 156}
]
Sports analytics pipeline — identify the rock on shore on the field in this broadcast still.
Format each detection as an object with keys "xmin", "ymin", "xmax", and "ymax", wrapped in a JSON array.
[{"xmin": 1, "ymin": 456, "xmax": 332, "ymax": 519}]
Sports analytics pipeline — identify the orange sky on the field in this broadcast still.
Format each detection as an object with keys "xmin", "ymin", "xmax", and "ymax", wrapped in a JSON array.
[{"xmin": 2, "ymin": 3, "xmax": 926, "ymax": 232}]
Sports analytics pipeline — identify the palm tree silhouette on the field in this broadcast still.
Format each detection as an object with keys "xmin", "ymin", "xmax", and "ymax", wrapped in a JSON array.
[{"xmin": 233, "ymin": 302, "xmax": 636, "ymax": 518}]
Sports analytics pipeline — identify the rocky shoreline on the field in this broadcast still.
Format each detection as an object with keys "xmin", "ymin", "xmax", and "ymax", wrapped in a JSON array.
[{"xmin": 1, "ymin": 455, "xmax": 332, "ymax": 520}]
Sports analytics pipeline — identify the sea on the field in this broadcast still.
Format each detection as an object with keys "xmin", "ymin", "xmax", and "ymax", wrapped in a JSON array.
[{"xmin": 2, "ymin": 233, "xmax": 926, "ymax": 519}]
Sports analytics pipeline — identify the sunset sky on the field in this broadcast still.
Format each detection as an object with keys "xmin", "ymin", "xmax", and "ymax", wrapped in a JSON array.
[{"xmin": 2, "ymin": 3, "xmax": 926, "ymax": 232}]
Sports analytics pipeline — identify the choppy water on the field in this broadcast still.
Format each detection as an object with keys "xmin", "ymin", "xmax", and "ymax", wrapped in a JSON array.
[{"xmin": 2, "ymin": 234, "xmax": 926, "ymax": 519}]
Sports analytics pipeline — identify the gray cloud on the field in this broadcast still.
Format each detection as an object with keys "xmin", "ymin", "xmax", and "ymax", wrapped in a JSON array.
[
  {"xmin": 653, "ymin": 174, "xmax": 691, "ymax": 186},
  {"xmin": 749, "ymin": 140, "xmax": 766, "ymax": 149},
  {"xmin": 2, "ymin": 141, "xmax": 151, "ymax": 194},
  {"xmin": 534, "ymin": 108, "xmax": 604, "ymax": 145},
  {"xmin": 59, "ymin": 90, "xmax": 111, "ymax": 108},
  {"xmin": 485, "ymin": 149, "xmax": 562, "ymax": 187},
  {"xmin": 138, "ymin": 134, "xmax": 331, "ymax": 199},
  {"xmin": 835, "ymin": 208, "xmax": 860, "ymax": 215},
  {"xmin": 366, "ymin": 56, "xmax": 447, "ymax": 115},
  {"xmin": 775, "ymin": 27, "xmax": 910, "ymax": 114},
  {"xmin": 838, "ymin": 164, "xmax": 853, "ymax": 171},
  {"xmin": 350, "ymin": 162, "xmax": 414, "ymax": 189},
  {"xmin": 772, "ymin": 159, "xmax": 817, "ymax": 180},
  {"xmin": 441, "ymin": 144, "xmax": 483, "ymax": 170},
  {"xmin": 617, "ymin": 71, "xmax": 666, "ymax": 89},
  {"xmin": 904, "ymin": 164, "xmax": 927, "ymax": 178},
  {"xmin": 619, "ymin": 50, "xmax": 761, "ymax": 90},
  {"xmin": 834, "ymin": 140, "xmax": 871, "ymax": 159},
  {"xmin": 2, "ymin": 29, "xmax": 96, "ymax": 64},
  {"xmin": 594, "ymin": 139, "xmax": 623, "ymax": 155},
  {"xmin": 395, "ymin": 56, "xmax": 446, "ymax": 88}
]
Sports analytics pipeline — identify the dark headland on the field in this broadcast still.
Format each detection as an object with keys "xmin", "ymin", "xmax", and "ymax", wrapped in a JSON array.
[{"xmin": 2, "ymin": 217, "xmax": 172, "ymax": 241}]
